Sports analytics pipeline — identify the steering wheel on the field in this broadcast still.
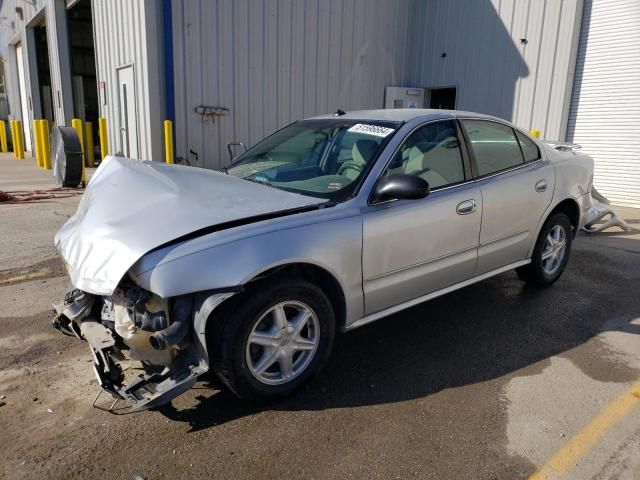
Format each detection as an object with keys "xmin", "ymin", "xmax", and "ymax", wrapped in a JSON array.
[{"xmin": 337, "ymin": 161, "xmax": 364, "ymax": 178}]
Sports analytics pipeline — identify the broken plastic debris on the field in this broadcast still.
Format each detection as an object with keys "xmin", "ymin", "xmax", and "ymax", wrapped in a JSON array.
[{"xmin": 47, "ymin": 408, "xmax": 54, "ymax": 413}]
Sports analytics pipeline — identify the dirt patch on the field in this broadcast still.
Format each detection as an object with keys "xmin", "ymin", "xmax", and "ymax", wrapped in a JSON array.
[
  {"xmin": 0, "ymin": 310, "xmax": 61, "ymax": 340},
  {"xmin": 0, "ymin": 188, "xmax": 83, "ymax": 204},
  {"xmin": 0, "ymin": 257, "xmax": 66, "ymax": 287},
  {"xmin": 0, "ymin": 311, "xmax": 82, "ymax": 390}
]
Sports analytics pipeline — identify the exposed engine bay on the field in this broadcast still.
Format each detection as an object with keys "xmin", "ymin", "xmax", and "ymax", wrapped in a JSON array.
[{"xmin": 51, "ymin": 280, "xmax": 228, "ymax": 411}]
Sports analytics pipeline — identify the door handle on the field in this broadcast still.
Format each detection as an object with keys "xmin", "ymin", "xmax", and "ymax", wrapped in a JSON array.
[
  {"xmin": 456, "ymin": 199, "xmax": 477, "ymax": 215},
  {"xmin": 535, "ymin": 179, "xmax": 547, "ymax": 192}
]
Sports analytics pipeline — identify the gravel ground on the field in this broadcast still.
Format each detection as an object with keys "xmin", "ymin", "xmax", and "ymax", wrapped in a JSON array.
[{"xmin": 1, "ymin": 155, "xmax": 639, "ymax": 480}]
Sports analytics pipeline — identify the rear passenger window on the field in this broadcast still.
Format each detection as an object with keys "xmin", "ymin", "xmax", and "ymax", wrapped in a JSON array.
[
  {"xmin": 462, "ymin": 120, "xmax": 524, "ymax": 176},
  {"xmin": 516, "ymin": 130, "xmax": 541, "ymax": 162},
  {"xmin": 383, "ymin": 120, "xmax": 465, "ymax": 189}
]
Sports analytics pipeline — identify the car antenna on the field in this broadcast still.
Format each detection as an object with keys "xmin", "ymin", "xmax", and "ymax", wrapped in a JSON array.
[{"xmin": 334, "ymin": 109, "xmax": 346, "ymax": 116}]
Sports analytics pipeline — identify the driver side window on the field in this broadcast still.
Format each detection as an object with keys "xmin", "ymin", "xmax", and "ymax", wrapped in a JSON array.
[{"xmin": 383, "ymin": 120, "xmax": 465, "ymax": 189}]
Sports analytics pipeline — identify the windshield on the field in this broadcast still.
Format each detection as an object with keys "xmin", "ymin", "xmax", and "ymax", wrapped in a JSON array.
[{"xmin": 226, "ymin": 119, "xmax": 400, "ymax": 201}]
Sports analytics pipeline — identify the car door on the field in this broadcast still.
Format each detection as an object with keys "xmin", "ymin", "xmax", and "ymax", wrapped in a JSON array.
[
  {"xmin": 459, "ymin": 119, "xmax": 555, "ymax": 275},
  {"xmin": 361, "ymin": 119, "xmax": 482, "ymax": 315}
]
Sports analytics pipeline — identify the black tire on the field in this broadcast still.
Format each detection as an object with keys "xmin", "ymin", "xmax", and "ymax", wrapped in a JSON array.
[
  {"xmin": 210, "ymin": 277, "xmax": 335, "ymax": 402},
  {"xmin": 516, "ymin": 212, "xmax": 573, "ymax": 287}
]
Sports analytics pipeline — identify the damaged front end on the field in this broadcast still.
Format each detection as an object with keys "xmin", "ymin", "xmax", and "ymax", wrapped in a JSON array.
[
  {"xmin": 52, "ymin": 281, "xmax": 234, "ymax": 412},
  {"xmin": 50, "ymin": 156, "xmax": 324, "ymax": 410}
]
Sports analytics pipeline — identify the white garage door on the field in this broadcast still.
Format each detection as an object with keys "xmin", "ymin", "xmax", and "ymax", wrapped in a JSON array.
[{"xmin": 566, "ymin": 0, "xmax": 640, "ymax": 207}]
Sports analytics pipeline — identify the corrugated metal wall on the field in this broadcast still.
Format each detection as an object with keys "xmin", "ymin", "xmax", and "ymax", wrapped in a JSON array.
[
  {"xmin": 406, "ymin": 0, "xmax": 583, "ymax": 140},
  {"xmin": 92, "ymin": 0, "xmax": 165, "ymax": 161},
  {"xmin": 0, "ymin": 0, "xmax": 165, "ymax": 158},
  {"xmin": 171, "ymin": 0, "xmax": 413, "ymax": 170},
  {"xmin": 566, "ymin": 0, "xmax": 640, "ymax": 207},
  {"xmin": 0, "ymin": 0, "xmax": 75, "ymax": 143},
  {"xmin": 0, "ymin": 0, "xmax": 588, "ymax": 168}
]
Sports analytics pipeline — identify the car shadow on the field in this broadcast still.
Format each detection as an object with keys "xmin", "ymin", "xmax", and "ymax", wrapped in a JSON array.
[{"xmin": 159, "ymin": 248, "xmax": 640, "ymax": 432}]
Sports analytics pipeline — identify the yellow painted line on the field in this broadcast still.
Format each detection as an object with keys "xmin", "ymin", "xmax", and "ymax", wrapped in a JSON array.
[
  {"xmin": 529, "ymin": 379, "xmax": 640, "ymax": 480},
  {"xmin": 0, "ymin": 270, "xmax": 49, "ymax": 285}
]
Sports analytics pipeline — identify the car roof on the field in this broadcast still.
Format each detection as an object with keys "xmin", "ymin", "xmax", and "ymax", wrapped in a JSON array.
[{"xmin": 307, "ymin": 108, "xmax": 504, "ymax": 124}]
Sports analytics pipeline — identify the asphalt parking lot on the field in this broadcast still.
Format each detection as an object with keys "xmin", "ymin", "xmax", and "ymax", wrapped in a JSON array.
[{"xmin": 1, "ymin": 155, "xmax": 639, "ymax": 480}]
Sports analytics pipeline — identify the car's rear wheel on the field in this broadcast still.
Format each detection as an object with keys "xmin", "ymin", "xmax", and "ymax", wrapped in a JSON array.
[
  {"xmin": 210, "ymin": 278, "xmax": 335, "ymax": 401},
  {"xmin": 517, "ymin": 212, "xmax": 573, "ymax": 287}
]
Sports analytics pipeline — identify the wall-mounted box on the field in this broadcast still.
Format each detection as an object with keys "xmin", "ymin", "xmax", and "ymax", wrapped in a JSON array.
[{"xmin": 384, "ymin": 87, "xmax": 425, "ymax": 109}]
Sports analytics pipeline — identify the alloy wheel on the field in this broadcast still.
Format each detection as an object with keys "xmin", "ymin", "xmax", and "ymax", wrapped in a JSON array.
[
  {"xmin": 245, "ymin": 301, "xmax": 320, "ymax": 386},
  {"xmin": 541, "ymin": 224, "xmax": 567, "ymax": 275}
]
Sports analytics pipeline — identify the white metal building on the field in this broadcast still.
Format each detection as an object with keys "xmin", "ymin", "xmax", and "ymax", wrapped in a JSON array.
[
  {"xmin": 1, "ymin": 0, "xmax": 638, "ymax": 206},
  {"xmin": 0, "ymin": 0, "xmax": 109, "ymax": 167}
]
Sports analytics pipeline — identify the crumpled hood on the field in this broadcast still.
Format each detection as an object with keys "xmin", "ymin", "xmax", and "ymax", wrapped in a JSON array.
[{"xmin": 55, "ymin": 156, "xmax": 324, "ymax": 295}]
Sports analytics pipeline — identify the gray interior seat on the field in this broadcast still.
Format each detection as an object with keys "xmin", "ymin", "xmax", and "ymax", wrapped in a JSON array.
[
  {"xmin": 387, "ymin": 136, "xmax": 463, "ymax": 189},
  {"xmin": 339, "ymin": 139, "xmax": 379, "ymax": 180}
]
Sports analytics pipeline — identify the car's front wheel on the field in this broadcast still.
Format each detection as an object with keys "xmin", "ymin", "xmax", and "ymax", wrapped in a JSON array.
[
  {"xmin": 517, "ymin": 212, "xmax": 573, "ymax": 287},
  {"xmin": 210, "ymin": 278, "xmax": 335, "ymax": 401}
]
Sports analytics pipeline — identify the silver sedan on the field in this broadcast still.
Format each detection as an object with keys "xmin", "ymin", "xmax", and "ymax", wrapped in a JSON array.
[{"xmin": 53, "ymin": 109, "xmax": 593, "ymax": 410}]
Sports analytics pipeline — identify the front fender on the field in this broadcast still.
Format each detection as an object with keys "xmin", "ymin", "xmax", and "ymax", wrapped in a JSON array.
[{"xmin": 130, "ymin": 214, "xmax": 364, "ymax": 324}]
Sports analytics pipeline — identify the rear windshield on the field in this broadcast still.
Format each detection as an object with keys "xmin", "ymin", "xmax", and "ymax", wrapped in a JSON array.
[{"xmin": 226, "ymin": 119, "xmax": 401, "ymax": 201}]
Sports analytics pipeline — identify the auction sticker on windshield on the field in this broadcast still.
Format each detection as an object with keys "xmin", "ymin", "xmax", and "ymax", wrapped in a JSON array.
[{"xmin": 347, "ymin": 124, "xmax": 395, "ymax": 138}]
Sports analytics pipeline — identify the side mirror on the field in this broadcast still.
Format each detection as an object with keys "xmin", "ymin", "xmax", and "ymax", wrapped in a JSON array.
[{"xmin": 371, "ymin": 174, "xmax": 430, "ymax": 203}]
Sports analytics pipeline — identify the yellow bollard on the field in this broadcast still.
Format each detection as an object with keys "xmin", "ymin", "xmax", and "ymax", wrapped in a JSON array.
[
  {"xmin": 71, "ymin": 118, "xmax": 86, "ymax": 183},
  {"xmin": 0, "ymin": 120, "xmax": 7, "ymax": 153},
  {"xmin": 85, "ymin": 121, "xmax": 95, "ymax": 167},
  {"xmin": 71, "ymin": 118, "xmax": 84, "ymax": 152},
  {"xmin": 15, "ymin": 120, "xmax": 25, "ymax": 159},
  {"xmin": 164, "ymin": 120, "xmax": 174, "ymax": 164},
  {"xmin": 13, "ymin": 120, "xmax": 20, "ymax": 158},
  {"xmin": 530, "ymin": 129, "xmax": 541, "ymax": 139},
  {"xmin": 33, "ymin": 120, "xmax": 43, "ymax": 167},
  {"xmin": 12, "ymin": 119, "xmax": 22, "ymax": 159},
  {"xmin": 38, "ymin": 120, "xmax": 51, "ymax": 170},
  {"xmin": 98, "ymin": 117, "xmax": 108, "ymax": 159},
  {"xmin": 10, "ymin": 120, "xmax": 17, "ymax": 158}
]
